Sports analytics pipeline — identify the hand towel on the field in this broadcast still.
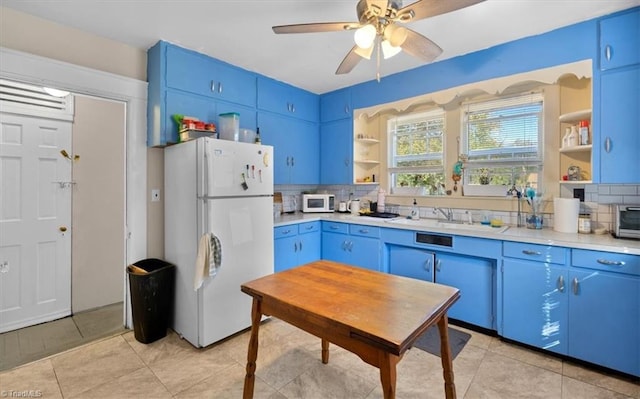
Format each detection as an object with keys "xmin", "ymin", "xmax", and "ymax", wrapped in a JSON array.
[{"xmin": 194, "ymin": 233, "xmax": 222, "ymax": 290}]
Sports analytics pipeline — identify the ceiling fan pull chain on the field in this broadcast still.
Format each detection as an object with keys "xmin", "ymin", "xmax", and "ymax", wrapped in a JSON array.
[{"xmin": 376, "ymin": 37, "xmax": 381, "ymax": 82}]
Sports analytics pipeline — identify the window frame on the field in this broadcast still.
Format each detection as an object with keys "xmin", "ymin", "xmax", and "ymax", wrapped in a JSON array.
[
  {"xmin": 387, "ymin": 108, "xmax": 447, "ymax": 195},
  {"xmin": 460, "ymin": 92, "xmax": 545, "ymax": 192}
]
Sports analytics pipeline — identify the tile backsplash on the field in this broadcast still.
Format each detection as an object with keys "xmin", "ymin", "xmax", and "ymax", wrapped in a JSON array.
[{"xmin": 276, "ymin": 183, "xmax": 640, "ymax": 233}]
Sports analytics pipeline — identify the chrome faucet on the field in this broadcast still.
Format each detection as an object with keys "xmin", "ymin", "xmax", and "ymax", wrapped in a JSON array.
[
  {"xmin": 507, "ymin": 185, "xmax": 524, "ymax": 227},
  {"xmin": 434, "ymin": 207, "xmax": 454, "ymax": 221}
]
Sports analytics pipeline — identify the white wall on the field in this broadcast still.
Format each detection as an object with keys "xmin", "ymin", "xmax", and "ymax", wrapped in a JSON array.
[{"xmin": 72, "ymin": 95, "xmax": 126, "ymax": 312}]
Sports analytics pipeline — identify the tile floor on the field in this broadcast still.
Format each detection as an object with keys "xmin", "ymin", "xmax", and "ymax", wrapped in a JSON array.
[
  {"xmin": 0, "ymin": 302, "xmax": 125, "ymax": 372},
  {"xmin": 0, "ymin": 318, "xmax": 638, "ymax": 398}
]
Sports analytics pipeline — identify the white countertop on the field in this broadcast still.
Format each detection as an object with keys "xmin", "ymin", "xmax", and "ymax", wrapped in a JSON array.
[{"xmin": 274, "ymin": 212, "xmax": 640, "ymax": 256}]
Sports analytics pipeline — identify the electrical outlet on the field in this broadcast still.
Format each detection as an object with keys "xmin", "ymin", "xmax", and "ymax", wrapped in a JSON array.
[{"xmin": 151, "ymin": 189, "xmax": 161, "ymax": 202}]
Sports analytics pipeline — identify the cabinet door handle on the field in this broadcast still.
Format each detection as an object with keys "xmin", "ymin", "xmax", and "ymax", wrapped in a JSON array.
[
  {"xmin": 572, "ymin": 277, "xmax": 579, "ymax": 295},
  {"xmin": 359, "ymin": 229, "xmax": 369, "ymax": 234},
  {"xmin": 596, "ymin": 258, "xmax": 625, "ymax": 266},
  {"xmin": 424, "ymin": 258, "xmax": 431, "ymax": 272},
  {"xmin": 522, "ymin": 249, "xmax": 542, "ymax": 256},
  {"xmin": 605, "ymin": 44, "xmax": 612, "ymax": 61},
  {"xmin": 344, "ymin": 158, "xmax": 349, "ymax": 166},
  {"xmin": 330, "ymin": 225, "xmax": 339, "ymax": 230},
  {"xmin": 218, "ymin": 82, "xmax": 223, "ymax": 93},
  {"xmin": 435, "ymin": 259, "xmax": 441, "ymax": 272},
  {"xmin": 211, "ymin": 81, "xmax": 216, "ymax": 93},
  {"xmin": 282, "ymin": 229, "xmax": 291, "ymax": 235},
  {"xmin": 291, "ymin": 157, "xmax": 295, "ymax": 167},
  {"xmin": 305, "ymin": 225, "xmax": 314, "ymax": 230},
  {"xmin": 349, "ymin": 241, "xmax": 354, "ymax": 252},
  {"xmin": 299, "ymin": 241, "xmax": 303, "ymax": 252},
  {"xmin": 341, "ymin": 240, "xmax": 347, "ymax": 250},
  {"xmin": 604, "ymin": 137, "xmax": 612, "ymax": 153},
  {"xmin": 557, "ymin": 275, "xmax": 565, "ymax": 293},
  {"xmin": 344, "ymin": 105, "xmax": 350, "ymax": 114}
]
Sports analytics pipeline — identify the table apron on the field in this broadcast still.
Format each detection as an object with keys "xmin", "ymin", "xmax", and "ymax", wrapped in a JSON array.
[{"xmin": 259, "ymin": 298, "xmax": 403, "ymax": 367}]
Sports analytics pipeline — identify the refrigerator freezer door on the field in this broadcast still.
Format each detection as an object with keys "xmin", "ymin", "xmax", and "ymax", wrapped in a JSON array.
[
  {"xmin": 199, "ymin": 138, "xmax": 273, "ymax": 198},
  {"xmin": 197, "ymin": 195, "xmax": 274, "ymax": 346}
]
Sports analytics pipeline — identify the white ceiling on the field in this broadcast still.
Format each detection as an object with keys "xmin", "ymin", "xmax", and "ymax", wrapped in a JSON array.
[{"xmin": 2, "ymin": 0, "xmax": 639, "ymax": 94}]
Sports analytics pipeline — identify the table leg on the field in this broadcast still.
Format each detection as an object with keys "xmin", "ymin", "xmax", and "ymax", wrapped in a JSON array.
[
  {"xmin": 243, "ymin": 298, "xmax": 262, "ymax": 399},
  {"xmin": 437, "ymin": 314, "xmax": 457, "ymax": 399},
  {"xmin": 321, "ymin": 338, "xmax": 329, "ymax": 364},
  {"xmin": 378, "ymin": 351, "xmax": 399, "ymax": 399}
]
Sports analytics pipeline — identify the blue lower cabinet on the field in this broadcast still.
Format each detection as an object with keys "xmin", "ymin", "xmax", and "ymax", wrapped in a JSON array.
[
  {"xmin": 274, "ymin": 233, "xmax": 299, "ymax": 273},
  {"xmin": 502, "ymin": 258, "xmax": 569, "ymax": 355},
  {"xmin": 274, "ymin": 222, "xmax": 320, "ymax": 272},
  {"xmin": 436, "ymin": 253, "xmax": 495, "ymax": 330},
  {"xmin": 388, "ymin": 245, "xmax": 435, "ymax": 282},
  {"xmin": 297, "ymin": 222, "xmax": 321, "ymax": 266},
  {"xmin": 568, "ymin": 266, "xmax": 639, "ymax": 377},
  {"xmin": 321, "ymin": 222, "xmax": 381, "ymax": 271},
  {"xmin": 387, "ymin": 243, "xmax": 495, "ymax": 329}
]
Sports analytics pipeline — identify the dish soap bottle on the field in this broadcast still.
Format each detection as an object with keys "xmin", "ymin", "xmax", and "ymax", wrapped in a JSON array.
[{"xmin": 410, "ymin": 199, "xmax": 420, "ymax": 220}]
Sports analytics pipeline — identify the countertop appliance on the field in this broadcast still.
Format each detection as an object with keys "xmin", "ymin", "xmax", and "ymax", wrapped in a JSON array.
[
  {"xmin": 165, "ymin": 137, "xmax": 274, "ymax": 347},
  {"xmin": 612, "ymin": 204, "xmax": 640, "ymax": 239},
  {"xmin": 302, "ymin": 193, "xmax": 335, "ymax": 213}
]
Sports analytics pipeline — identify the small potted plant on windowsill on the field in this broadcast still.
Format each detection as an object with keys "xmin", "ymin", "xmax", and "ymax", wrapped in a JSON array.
[{"xmin": 479, "ymin": 168, "xmax": 491, "ymax": 185}]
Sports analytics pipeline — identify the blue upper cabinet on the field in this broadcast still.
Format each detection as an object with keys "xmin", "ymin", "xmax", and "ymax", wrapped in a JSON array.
[
  {"xmin": 257, "ymin": 77, "xmax": 319, "ymax": 123},
  {"xmin": 599, "ymin": 8, "xmax": 640, "ymax": 70},
  {"xmin": 320, "ymin": 88, "xmax": 352, "ymax": 122},
  {"xmin": 598, "ymin": 66, "xmax": 640, "ymax": 183},
  {"xmin": 165, "ymin": 45, "xmax": 256, "ymax": 106},
  {"xmin": 258, "ymin": 112, "xmax": 319, "ymax": 184},
  {"xmin": 147, "ymin": 41, "xmax": 257, "ymax": 146},
  {"xmin": 320, "ymin": 119, "xmax": 353, "ymax": 184}
]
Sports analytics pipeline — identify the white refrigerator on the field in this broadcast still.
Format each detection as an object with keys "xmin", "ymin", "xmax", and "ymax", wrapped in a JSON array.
[{"xmin": 164, "ymin": 137, "xmax": 274, "ymax": 348}]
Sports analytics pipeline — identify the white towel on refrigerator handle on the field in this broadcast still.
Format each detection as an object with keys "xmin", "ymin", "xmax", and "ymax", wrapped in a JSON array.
[{"xmin": 194, "ymin": 233, "xmax": 222, "ymax": 290}]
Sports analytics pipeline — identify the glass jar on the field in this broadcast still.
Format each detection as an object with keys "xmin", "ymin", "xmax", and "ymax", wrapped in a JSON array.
[
  {"xmin": 578, "ymin": 213, "xmax": 591, "ymax": 234},
  {"xmin": 526, "ymin": 214, "xmax": 543, "ymax": 229}
]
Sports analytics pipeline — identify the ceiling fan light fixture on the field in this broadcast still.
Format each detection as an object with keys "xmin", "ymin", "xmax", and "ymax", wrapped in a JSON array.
[
  {"xmin": 381, "ymin": 40, "xmax": 402, "ymax": 59},
  {"xmin": 384, "ymin": 24, "xmax": 408, "ymax": 47},
  {"xmin": 354, "ymin": 43, "xmax": 374, "ymax": 60},
  {"xmin": 354, "ymin": 24, "xmax": 376, "ymax": 49}
]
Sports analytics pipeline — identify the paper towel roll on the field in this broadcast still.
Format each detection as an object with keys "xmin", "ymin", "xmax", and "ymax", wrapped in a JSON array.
[{"xmin": 553, "ymin": 198, "xmax": 580, "ymax": 233}]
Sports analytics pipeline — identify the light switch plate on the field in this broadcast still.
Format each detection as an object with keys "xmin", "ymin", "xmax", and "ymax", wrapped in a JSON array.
[{"xmin": 151, "ymin": 189, "xmax": 160, "ymax": 202}]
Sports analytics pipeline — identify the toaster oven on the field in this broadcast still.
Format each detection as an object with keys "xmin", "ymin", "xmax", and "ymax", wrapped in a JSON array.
[{"xmin": 612, "ymin": 204, "xmax": 640, "ymax": 239}]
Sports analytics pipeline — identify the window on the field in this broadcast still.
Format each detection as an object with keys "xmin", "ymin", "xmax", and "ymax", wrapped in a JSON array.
[
  {"xmin": 462, "ymin": 92, "xmax": 544, "ymax": 191},
  {"xmin": 388, "ymin": 109, "xmax": 446, "ymax": 195}
]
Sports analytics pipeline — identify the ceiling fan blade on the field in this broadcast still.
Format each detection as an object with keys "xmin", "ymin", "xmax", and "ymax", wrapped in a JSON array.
[
  {"xmin": 336, "ymin": 46, "xmax": 365, "ymax": 75},
  {"xmin": 397, "ymin": 0, "xmax": 486, "ymax": 22},
  {"xmin": 400, "ymin": 29, "xmax": 443, "ymax": 63},
  {"xmin": 273, "ymin": 22, "xmax": 361, "ymax": 34}
]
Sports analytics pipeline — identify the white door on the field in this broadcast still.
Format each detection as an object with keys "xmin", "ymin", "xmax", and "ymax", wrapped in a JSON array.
[{"xmin": 0, "ymin": 112, "xmax": 72, "ymax": 333}]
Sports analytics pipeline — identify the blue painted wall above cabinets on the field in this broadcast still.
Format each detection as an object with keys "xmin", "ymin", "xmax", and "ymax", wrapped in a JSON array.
[{"xmin": 347, "ymin": 19, "xmax": 598, "ymax": 109}]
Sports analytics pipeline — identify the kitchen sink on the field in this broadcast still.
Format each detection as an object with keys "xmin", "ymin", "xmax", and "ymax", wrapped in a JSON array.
[{"xmin": 386, "ymin": 218, "xmax": 510, "ymax": 233}]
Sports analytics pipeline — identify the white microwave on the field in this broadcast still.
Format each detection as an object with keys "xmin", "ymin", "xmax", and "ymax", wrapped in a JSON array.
[{"xmin": 302, "ymin": 194, "xmax": 335, "ymax": 213}]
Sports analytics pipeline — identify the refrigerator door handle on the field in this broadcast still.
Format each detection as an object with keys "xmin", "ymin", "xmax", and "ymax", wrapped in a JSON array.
[{"xmin": 203, "ymin": 142, "xmax": 210, "ymax": 197}]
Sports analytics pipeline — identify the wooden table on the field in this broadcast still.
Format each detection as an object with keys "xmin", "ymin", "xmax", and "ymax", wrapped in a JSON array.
[{"xmin": 241, "ymin": 260, "xmax": 461, "ymax": 399}]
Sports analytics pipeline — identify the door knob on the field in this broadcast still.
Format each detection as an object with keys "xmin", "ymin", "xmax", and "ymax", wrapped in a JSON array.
[{"xmin": 59, "ymin": 226, "xmax": 68, "ymax": 232}]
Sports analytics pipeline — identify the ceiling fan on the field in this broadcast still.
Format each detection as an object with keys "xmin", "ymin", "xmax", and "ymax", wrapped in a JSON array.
[{"xmin": 273, "ymin": 0, "xmax": 486, "ymax": 79}]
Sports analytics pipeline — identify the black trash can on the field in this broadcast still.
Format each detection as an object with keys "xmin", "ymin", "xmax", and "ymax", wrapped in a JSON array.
[{"xmin": 127, "ymin": 258, "xmax": 175, "ymax": 344}]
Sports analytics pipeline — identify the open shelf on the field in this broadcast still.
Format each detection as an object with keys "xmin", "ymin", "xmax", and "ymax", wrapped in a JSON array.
[
  {"xmin": 559, "ymin": 180, "xmax": 592, "ymax": 184},
  {"xmin": 559, "ymin": 109, "xmax": 591, "ymax": 123},
  {"xmin": 559, "ymin": 144, "xmax": 592, "ymax": 153}
]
